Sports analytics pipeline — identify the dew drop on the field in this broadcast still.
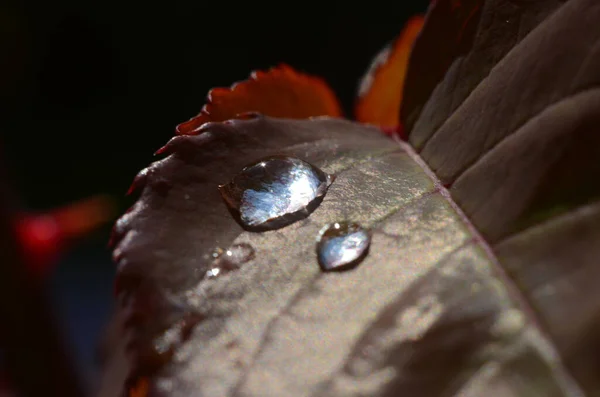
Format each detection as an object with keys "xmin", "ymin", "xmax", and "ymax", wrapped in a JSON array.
[
  {"xmin": 224, "ymin": 242, "xmax": 255, "ymax": 263},
  {"xmin": 205, "ymin": 243, "xmax": 255, "ymax": 279},
  {"xmin": 219, "ymin": 156, "xmax": 335, "ymax": 231},
  {"xmin": 316, "ymin": 222, "xmax": 371, "ymax": 271},
  {"xmin": 210, "ymin": 247, "xmax": 225, "ymax": 259},
  {"xmin": 205, "ymin": 267, "xmax": 221, "ymax": 279}
]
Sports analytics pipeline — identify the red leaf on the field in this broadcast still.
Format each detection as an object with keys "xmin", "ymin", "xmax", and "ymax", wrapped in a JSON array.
[
  {"xmin": 15, "ymin": 195, "xmax": 116, "ymax": 276},
  {"xmin": 354, "ymin": 16, "xmax": 425, "ymax": 129},
  {"xmin": 176, "ymin": 64, "xmax": 343, "ymax": 135}
]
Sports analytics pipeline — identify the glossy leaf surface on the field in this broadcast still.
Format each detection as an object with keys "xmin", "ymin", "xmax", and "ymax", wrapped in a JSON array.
[{"xmin": 102, "ymin": 0, "xmax": 600, "ymax": 395}]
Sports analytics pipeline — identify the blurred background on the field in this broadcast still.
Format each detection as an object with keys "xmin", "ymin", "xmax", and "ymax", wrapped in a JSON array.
[{"xmin": 0, "ymin": 0, "xmax": 427, "ymax": 395}]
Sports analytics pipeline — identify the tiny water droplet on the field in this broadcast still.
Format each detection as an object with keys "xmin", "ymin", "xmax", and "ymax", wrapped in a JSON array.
[
  {"xmin": 205, "ymin": 267, "xmax": 221, "ymax": 279},
  {"xmin": 224, "ymin": 242, "xmax": 255, "ymax": 263},
  {"xmin": 210, "ymin": 247, "xmax": 225, "ymax": 259},
  {"xmin": 219, "ymin": 156, "xmax": 335, "ymax": 231},
  {"xmin": 316, "ymin": 222, "xmax": 371, "ymax": 271},
  {"xmin": 204, "ymin": 243, "xmax": 255, "ymax": 279}
]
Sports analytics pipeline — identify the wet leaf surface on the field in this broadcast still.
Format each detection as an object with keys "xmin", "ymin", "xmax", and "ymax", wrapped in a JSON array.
[{"xmin": 102, "ymin": 0, "xmax": 600, "ymax": 395}]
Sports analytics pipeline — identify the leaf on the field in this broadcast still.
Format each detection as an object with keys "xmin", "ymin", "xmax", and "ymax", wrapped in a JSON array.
[
  {"xmin": 14, "ymin": 195, "xmax": 115, "ymax": 276},
  {"xmin": 400, "ymin": 0, "xmax": 484, "ymax": 136},
  {"xmin": 401, "ymin": 0, "xmax": 568, "ymax": 144},
  {"xmin": 100, "ymin": 0, "xmax": 600, "ymax": 396},
  {"xmin": 354, "ymin": 15, "xmax": 424, "ymax": 129},
  {"xmin": 175, "ymin": 65, "xmax": 343, "ymax": 135}
]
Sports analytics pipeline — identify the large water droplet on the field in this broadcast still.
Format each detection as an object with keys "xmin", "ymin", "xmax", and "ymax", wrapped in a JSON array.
[
  {"xmin": 205, "ymin": 243, "xmax": 255, "ymax": 279},
  {"xmin": 316, "ymin": 222, "xmax": 371, "ymax": 271},
  {"xmin": 219, "ymin": 156, "xmax": 334, "ymax": 231}
]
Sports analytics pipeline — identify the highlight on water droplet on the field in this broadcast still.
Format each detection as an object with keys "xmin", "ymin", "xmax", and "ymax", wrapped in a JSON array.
[
  {"xmin": 219, "ymin": 156, "xmax": 335, "ymax": 231},
  {"xmin": 205, "ymin": 267, "xmax": 222, "ymax": 279},
  {"xmin": 210, "ymin": 247, "xmax": 225, "ymax": 259},
  {"xmin": 205, "ymin": 243, "xmax": 256, "ymax": 279},
  {"xmin": 316, "ymin": 222, "xmax": 371, "ymax": 271}
]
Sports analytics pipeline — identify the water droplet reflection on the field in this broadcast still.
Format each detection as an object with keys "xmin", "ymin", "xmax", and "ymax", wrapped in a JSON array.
[
  {"xmin": 219, "ymin": 156, "xmax": 334, "ymax": 231},
  {"xmin": 210, "ymin": 247, "xmax": 224, "ymax": 259},
  {"xmin": 205, "ymin": 243, "xmax": 255, "ymax": 279},
  {"xmin": 316, "ymin": 222, "xmax": 371, "ymax": 271},
  {"xmin": 205, "ymin": 267, "xmax": 221, "ymax": 279}
]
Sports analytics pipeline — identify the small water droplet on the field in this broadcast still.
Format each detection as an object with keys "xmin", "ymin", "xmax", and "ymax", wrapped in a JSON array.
[
  {"xmin": 204, "ymin": 243, "xmax": 255, "ymax": 279},
  {"xmin": 316, "ymin": 222, "xmax": 371, "ymax": 271},
  {"xmin": 205, "ymin": 267, "xmax": 221, "ymax": 279},
  {"xmin": 219, "ymin": 156, "xmax": 335, "ymax": 231},
  {"xmin": 210, "ymin": 247, "xmax": 225, "ymax": 259}
]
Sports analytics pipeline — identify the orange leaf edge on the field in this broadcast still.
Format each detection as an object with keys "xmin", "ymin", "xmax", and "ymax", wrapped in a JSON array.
[
  {"xmin": 128, "ymin": 377, "xmax": 149, "ymax": 397},
  {"xmin": 354, "ymin": 15, "xmax": 425, "ymax": 129},
  {"xmin": 175, "ymin": 64, "xmax": 343, "ymax": 135}
]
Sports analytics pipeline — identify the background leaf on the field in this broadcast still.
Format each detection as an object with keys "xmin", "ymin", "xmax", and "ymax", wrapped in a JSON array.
[
  {"xmin": 175, "ymin": 65, "xmax": 342, "ymax": 135},
  {"xmin": 101, "ymin": 0, "xmax": 600, "ymax": 395},
  {"xmin": 354, "ymin": 15, "xmax": 424, "ymax": 128},
  {"xmin": 403, "ymin": 0, "xmax": 600, "ymax": 392},
  {"xmin": 401, "ymin": 0, "xmax": 567, "ymax": 142}
]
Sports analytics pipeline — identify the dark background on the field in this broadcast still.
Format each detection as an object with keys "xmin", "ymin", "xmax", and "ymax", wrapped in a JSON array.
[{"xmin": 1, "ymin": 0, "xmax": 427, "ymax": 392}]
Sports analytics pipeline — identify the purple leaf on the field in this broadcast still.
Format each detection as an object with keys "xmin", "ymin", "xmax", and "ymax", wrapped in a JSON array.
[{"xmin": 100, "ymin": 1, "xmax": 600, "ymax": 396}]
